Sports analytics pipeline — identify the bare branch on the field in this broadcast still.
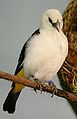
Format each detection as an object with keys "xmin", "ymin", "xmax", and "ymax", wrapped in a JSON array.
[{"xmin": 0, "ymin": 71, "xmax": 77, "ymax": 102}]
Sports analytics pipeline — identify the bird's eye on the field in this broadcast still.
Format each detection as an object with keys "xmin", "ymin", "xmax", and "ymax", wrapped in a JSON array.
[{"xmin": 48, "ymin": 17, "xmax": 53, "ymax": 24}]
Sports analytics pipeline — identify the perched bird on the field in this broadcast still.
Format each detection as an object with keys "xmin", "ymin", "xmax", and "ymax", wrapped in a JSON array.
[{"xmin": 3, "ymin": 9, "xmax": 68, "ymax": 114}]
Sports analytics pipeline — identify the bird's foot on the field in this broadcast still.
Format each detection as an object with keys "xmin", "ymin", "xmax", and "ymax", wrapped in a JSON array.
[
  {"xmin": 47, "ymin": 81, "xmax": 57, "ymax": 97},
  {"xmin": 33, "ymin": 78, "xmax": 43, "ymax": 93}
]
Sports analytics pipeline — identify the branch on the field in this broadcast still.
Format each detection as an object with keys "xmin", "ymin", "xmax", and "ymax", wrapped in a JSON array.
[{"xmin": 0, "ymin": 71, "xmax": 77, "ymax": 102}]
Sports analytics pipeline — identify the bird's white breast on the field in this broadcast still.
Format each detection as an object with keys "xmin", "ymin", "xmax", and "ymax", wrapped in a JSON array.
[{"xmin": 24, "ymin": 30, "xmax": 68, "ymax": 83}]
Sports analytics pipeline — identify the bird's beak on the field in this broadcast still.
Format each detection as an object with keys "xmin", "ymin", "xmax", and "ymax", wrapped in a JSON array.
[{"xmin": 53, "ymin": 21, "xmax": 60, "ymax": 32}]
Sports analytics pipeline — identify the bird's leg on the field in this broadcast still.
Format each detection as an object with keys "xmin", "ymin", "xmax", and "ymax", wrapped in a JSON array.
[
  {"xmin": 31, "ymin": 74, "xmax": 44, "ymax": 93},
  {"xmin": 30, "ymin": 75, "xmax": 38, "ymax": 93},
  {"xmin": 47, "ymin": 80, "xmax": 57, "ymax": 97}
]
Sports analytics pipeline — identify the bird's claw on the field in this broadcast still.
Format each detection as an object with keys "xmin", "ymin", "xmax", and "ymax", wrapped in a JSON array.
[
  {"xmin": 47, "ymin": 80, "xmax": 57, "ymax": 98},
  {"xmin": 33, "ymin": 78, "xmax": 43, "ymax": 93},
  {"xmin": 50, "ymin": 87, "xmax": 57, "ymax": 98},
  {"xmin": 33, "ymin": 78, "xmax": 57, "ymax": 96},
  {"xmin": 50, "ymin": 83, "xmax": 57, "ymax": 98}
]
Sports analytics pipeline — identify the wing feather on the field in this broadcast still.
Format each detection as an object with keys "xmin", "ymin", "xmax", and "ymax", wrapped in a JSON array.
[{"xmin": 12, "ymin": 29, "xmax": 40, "ymax": 87}]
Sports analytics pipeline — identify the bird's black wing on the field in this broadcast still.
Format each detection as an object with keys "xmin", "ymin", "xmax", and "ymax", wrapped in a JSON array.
[
  {"xmin": 14, "ymin": 29, "xmax": 40, "ymax": 75},
  {"xmin": 12, "ymin": 29, "xmax": 40, "ymax": 87}
]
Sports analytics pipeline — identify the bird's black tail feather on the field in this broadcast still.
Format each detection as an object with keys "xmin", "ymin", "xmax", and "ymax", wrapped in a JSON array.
[{"xmin": 3, "ymin": 89, "xmax": 21, "ymax": 114}]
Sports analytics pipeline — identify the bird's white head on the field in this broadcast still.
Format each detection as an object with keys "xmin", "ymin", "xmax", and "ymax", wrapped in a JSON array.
[{"xmin": 40, "ymin": 9, "xmax": 63, "ymax": 32}]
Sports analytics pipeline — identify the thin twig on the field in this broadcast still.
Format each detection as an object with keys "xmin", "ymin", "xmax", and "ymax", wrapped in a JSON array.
[{"xmin": 0, "ymin": 71, "xmax": 77, "ymax": 102}]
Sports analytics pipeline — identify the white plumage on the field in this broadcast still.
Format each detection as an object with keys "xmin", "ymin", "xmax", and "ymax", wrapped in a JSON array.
[{"xmin": 24, "ymin": 9, "xmax": 68, "ymax": 83}]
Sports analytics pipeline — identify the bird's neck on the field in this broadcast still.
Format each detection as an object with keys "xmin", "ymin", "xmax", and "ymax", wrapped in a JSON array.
[{"xmin": 40, "ymin": 26, "xmax": 60, "ymax": 36}]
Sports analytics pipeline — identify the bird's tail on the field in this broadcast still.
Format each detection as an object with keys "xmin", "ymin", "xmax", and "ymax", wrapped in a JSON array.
[
  {"xmin": 3, "ymin": 88, "xmax": 21, "ymax": 114},
  {"xmin": 3, "ymin": 67, "xmax": 25, "ymax": 114}
]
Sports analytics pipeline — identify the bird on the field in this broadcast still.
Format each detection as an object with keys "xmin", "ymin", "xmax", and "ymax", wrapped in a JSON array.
[{"xmin": 3, "ymin": 9, "xmax": 68, "ymax": 114}]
